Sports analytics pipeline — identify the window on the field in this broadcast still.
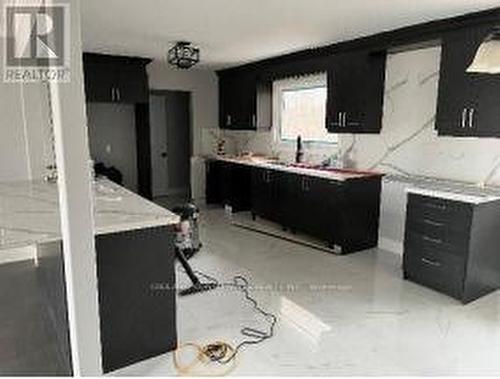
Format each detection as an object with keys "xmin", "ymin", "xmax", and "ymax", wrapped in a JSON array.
[{"xmin": 274, "ymin": 74, "xmax": 337, "ymax": 144}]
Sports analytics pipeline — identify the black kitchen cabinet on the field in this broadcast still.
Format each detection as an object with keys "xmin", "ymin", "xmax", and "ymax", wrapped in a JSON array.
[
  {"xmin": 218, "ymin": 71, "xmax": 272, "ymax": 130},
  {"xmin": 205, "ymin": 160, "xmax": 225, "ymax": 205},
  {"xmin": 83, "ymin": 53, "xmax": 153, "ymax": 199},
  {"xmin": 205, "ymin": 160, "xmax": 252, "ymax": 212},
  {"xmin": 251, "ymin": 167, "xmax": 382, "ymax": 254},
  {"xmin": 435, "ymin": 25, "xmax": 500, "ymax": 137},
  {"xmin": 326, "ymin": 50, "xmax": 386, "ymax": 134},
  {"xmin": 206, "ymin": 159, "xmax": 383, "ymax": 254},
  {"xmin": 403, "ymin": 192, "xmax": 500, "ymax": 303},
  {"xmin": 282, "ymin": 174, "xmax": 344, "ymax": 246},
  {"xmin": 96, "ymin": 226, "xmax": 177, "ymax": 373},
  {"xmin": 83, "ymin": 53, "xmax": 150, "ymax": 104},
  {"xmin": 251, "ymin": 167, "xmax": 285, "ymax": 223}
]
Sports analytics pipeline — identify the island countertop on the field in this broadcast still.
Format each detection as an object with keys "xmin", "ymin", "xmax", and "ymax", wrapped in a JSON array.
[{"xmin": 0, "ymin": 179, "xmax": 180, "ymax": 251}]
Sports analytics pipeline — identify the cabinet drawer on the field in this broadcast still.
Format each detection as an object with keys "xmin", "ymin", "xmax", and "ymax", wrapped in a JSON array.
[
  {"xmin": 404, "ymin": 228, "xmax": 469, "ymax": 257},
  {"xmin": 407, "ymin": 194, "xmax": 472, "ymax": 231},
  {"xmin": 404, "ymin": 247, "xmax": 465, "ymax": 299}
]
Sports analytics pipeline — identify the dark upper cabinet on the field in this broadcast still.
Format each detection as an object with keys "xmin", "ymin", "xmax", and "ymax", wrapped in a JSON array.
[
  {"xmin": 436, "ymin": 25, "xmax": 500, "ymax": 137},
  {"xmin": 218, "ymin": 71, "xmax": 272, "ymax": 130},
  {"xmin": 326, "ymin": 50, "xmax": 386, "ymax": 134},
  {"xmin": 83, "ymin": 53, "xmax": 150, "ymax": 104}
]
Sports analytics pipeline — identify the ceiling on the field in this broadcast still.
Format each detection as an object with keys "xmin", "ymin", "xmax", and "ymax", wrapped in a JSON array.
[{"xmin": 80, "ymin": 0, "xmax": 500, "ymax": 70}]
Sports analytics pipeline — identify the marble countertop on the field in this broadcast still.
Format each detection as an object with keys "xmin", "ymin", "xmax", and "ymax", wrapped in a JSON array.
[
  {"xmin": 0, "ymin": 179, "xmax": 180, "ymax": 251},
  {"xmin": 407, "ymin": 187, "xmax": 500, "ymax": 205},
  {"xmin": 208, "ymin": 155, "xmax": 384, "ymax": 182}
]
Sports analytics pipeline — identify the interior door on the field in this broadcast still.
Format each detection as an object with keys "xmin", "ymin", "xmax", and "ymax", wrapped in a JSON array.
[{"xmin": 149, "ymin": 95, "xmax": 169, "ymax": 197}]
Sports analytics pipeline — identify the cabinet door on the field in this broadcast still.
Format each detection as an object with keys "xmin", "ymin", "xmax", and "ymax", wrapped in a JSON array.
[
  {"xmin": 473, "ymin": 75, "xmax": 500, "ymax": 137},
  {"xmin": 251, "ymin": 168, "xmax": 271, "ymax": 218},
  {"xmin": 326, "ymin": 50, "xmax": 386, "ymax": 134},
  {"xmin": 233, "ymin": 75, "xmax": 257, "ymax": 129},
  {"xmin": 436, "ymin": 26, "xmax": 491, "ymax": 136},
  {"xmin": 83, "ymin": 63, "xmax": 115, "ymax": 102},
  {"xmin": 310, "ymin": 178, "xmax": 344, "ymax": 244},
  {"xmin": 219, "ymin": 73, "xmax": 257, "ymax": 130},
  {"xmin": 205, "ymin": 161, "xmax": 224, "ymax": 205},
  {"xmin": 219, "ymin": 75, "xmax": 237, "ymax": 128},
  {"xmin": 282, "ymin": 174, "xmax": 306, "ymax": 231},
  {"xmin": 116, "ymin": 65, "xmax": 149, "ymax": 103}
]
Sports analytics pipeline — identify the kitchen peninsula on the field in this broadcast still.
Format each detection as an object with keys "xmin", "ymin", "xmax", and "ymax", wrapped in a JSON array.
[{"xmin": 0, "ymin": 179, "xmax": 180, "ymax": 374}]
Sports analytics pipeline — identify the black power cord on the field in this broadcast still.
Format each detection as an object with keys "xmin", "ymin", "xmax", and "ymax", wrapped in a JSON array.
[{"xmin": 178, "ymin": 268, "xmax": 278, "ymax": 365}]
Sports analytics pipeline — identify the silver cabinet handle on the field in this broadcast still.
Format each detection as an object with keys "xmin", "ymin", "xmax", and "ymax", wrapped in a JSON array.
[
  {"xmin": 252, "ymin": 114, "xmax": 256, "ymax": 127},
  {"xmin": 338, "ymin": 112, "xmax": 342, "ymax": 127},
  {"xmin": 423, "ymin": 219, "xmax": 443, "ymax": 227},
  {"xmin": 111, "ymin": 87, "xmax": 115, "ymax": 101},
  {"xmin": 469, "ymin": 108, "xmax": 475, "ymax": 129},
  {"xmin": 421, "ymin": 257, "xmax": 441, "ymax": 267},
  {"xmin": 116, "ymin": 88, "xmax": 121, "ymax": 102},
  {"xmin": 226, "ymin": 115, "xmax": 231, "ymax": 126},
  {"xmin": 423, "ymin": 202, "xmax": 446, "ymax": 211},
  {"xmin": 303, "ymin": 178, "xmax": 310, "ymax": 191},
  {"xmin": 461, "ymin": 108, "xmax": 467, "ymax": 128},
  {"xmin": 341, "ymin": 112, "xmax": 346, "ymax": 127},
  {"xmin": 422, "ymin": 235, "xmax": 443, "ymax": 245}
]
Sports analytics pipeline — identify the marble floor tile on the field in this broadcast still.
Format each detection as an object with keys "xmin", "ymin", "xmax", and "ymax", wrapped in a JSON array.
[{"xmin": 110, "ymin": 207, "xmax": 500, "ymax": 376}]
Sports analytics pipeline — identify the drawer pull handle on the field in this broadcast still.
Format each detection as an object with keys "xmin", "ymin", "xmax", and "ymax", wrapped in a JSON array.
[
  {"xmin": 421, "ymin": 257, "xmax": 441, "ymax": 267},
  {"xmin": 422, "ymin": 235, "xmax": 443, "ymax": 245},
  {"xmin": 423, "ymin": 219, "xmax": 443, "ymax": 227},
  {"xmin": 423, "ymin": 202, "xmax": 446, "ymax": 210}
]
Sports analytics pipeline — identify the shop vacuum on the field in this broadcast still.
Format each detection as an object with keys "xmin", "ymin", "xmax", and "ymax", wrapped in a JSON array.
[{"xmin": 172, "ymin": 202, "xmax": 218, "ymax": 296}]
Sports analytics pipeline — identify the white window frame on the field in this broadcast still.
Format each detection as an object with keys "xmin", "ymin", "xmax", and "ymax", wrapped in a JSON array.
[{"xmin": 272, "ymin": 73, "xmax": 337, "ymax": 147}]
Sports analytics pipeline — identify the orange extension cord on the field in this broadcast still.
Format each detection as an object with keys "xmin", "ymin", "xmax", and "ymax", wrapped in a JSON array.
[{"xmin": 173, "ymin": 341, "xmax": 238, "ymax": 376}]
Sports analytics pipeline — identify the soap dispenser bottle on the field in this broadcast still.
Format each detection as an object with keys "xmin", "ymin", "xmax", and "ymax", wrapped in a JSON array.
[{"xmin": 295, "ymin": 135, "xmax": 304, "ymax": 164}]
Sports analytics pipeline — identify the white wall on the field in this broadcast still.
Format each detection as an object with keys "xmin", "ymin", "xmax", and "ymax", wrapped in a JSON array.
[
  {"xmin": 86, "ymin": 103, "xmax": 138, "ymax": 191},
  {"xmin": 147, "ymin": 61, "xmax": 219, "ymax": 199},
  {"xmin": 0, "ymin": 82, "xmax": 53, "ymax": 182},
  {"xmin": 0, "ymin": 0, "xmax": 53, "ymax": 182}
]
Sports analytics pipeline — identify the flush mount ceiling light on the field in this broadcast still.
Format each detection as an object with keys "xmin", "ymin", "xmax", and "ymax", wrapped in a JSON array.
[
  {"xmin": 467, "ymin": 28, "xmax": 500, "ymax": 74},
  {"xmin": 168, "ymin": 41, "xmax": 200, "ymax": 69}
]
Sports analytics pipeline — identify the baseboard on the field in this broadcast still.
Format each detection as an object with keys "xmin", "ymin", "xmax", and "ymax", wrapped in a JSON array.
[
  {"xmin": 378, "ymin": 237, "xmax": 403, "ymax": 255},
  {"xmin": 0, "ymin": 246, "xmax": 36, "ymax": 265}
]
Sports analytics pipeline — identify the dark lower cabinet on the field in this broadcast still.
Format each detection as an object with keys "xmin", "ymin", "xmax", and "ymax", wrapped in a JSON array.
[
  {"xmin": 251, "ymin": 167, "xmax": 286, "ymax": 223},
  {"xmin": 96, "ymin": 226, "xmax": 177, "ymax": 373},
  {"xmin": 251, "ymin": 168, "xmax": 382, "ymax": 254},
  {"xmin": 205, "ymin": 160, "xmax": 252, "ymax": 212},
  {"xmin": 205, "ymin": 159, "xmax": 383, "ymax": 254},
  {"xmin": 403, "ymin": 193, "xmax": 500, "ymax": 303}
]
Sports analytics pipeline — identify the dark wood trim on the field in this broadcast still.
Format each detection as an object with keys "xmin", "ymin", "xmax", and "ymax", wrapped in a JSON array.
[{"xmin": 218, "ymin": 7, "xmax": 500, "ymax": 77}]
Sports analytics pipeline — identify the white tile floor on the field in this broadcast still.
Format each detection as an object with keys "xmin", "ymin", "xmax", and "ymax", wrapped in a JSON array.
[{"xmin": 111, "ymin": 208, "xmax": 500, "ymax": 376}]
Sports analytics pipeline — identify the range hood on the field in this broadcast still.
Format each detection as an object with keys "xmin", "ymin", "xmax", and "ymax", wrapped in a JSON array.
[{"xmin": 467, "ymin": 28, "xmax": 500, "ymax": 74}]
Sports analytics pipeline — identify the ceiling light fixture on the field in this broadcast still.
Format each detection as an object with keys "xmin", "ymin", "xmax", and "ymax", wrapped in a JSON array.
[
  {"xmin": 168, "ymin": 41, "xmax": 200, "ymax": 69},
  {"xmin": 467, "ymin": 27, "xmax": 500, "ymax": 74}
]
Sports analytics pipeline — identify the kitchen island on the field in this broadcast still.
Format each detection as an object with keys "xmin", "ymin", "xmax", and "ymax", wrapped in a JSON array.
[
  {"xmin": 0, "ymin": 179, "xmax": 180, "ymax": 374},
  {"xmin": 206, "ymin": 155, "xmax": 384, "ymax": 254}
]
